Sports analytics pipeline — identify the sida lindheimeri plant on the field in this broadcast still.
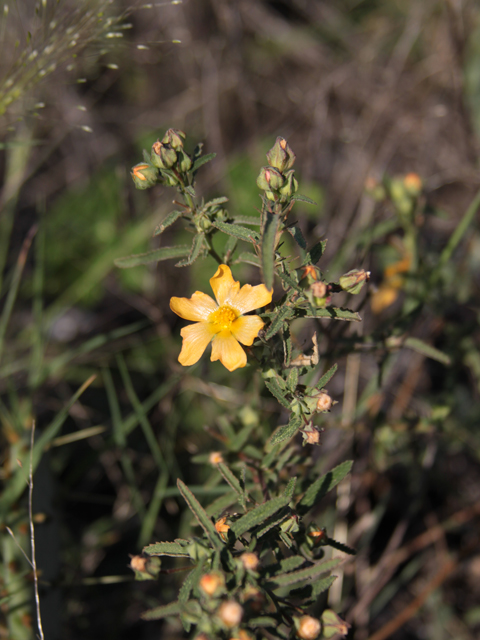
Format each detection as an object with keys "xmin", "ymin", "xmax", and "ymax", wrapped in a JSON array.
[{"xmin": 117, "ymin": 131, "xmax": 367, "ymax": 639}]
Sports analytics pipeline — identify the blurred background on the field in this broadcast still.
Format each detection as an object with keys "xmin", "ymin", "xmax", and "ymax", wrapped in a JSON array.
[{"xmin": 1, "ymin": 1, "xmax": 480, "ymax": 639}]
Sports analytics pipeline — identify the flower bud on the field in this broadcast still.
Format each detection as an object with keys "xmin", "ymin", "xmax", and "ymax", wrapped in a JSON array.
[
  {"xmin": 229, "ymin": 630, "xmax": 252, "ymax": 640},
  {"xmin": 300, "ymin": 265, "xmax": 319, "ymax": 285},
  {"xmin": 278, "ymin": 169, "xmax": 299, "ymax": 199},
  {"xmin": 301, "ymin": 422, "xmax": 322, "ymax": 446},
  {"xmin": 129, "ymin": 554, "xmax": 161, "ymax": 579},
  {"xmin": 176, "ymin": 149, "xmax": 193, "ymax": 172},
  {"xmin": 364, "ymin": 176, "xmax": 386, "ymax": 201},
  {"xmin": 217, "ymin": 600, "xmax": 243, "ymax": 628},
  {"xmin": 209, "ymin": 451, "xmax": 224, "ymax": 465},
  {"xmin": 306, "ymin": 524, "xmax": 327, "ymax": 548},
  {"xmin": 315, "ymin": 391, "xmax": 333, "ymax": 412},
  {"xmin": 280, "ymin": 514, "xmax": 300, "ymax": 535},
  {"xmin": 321, "ymin": 609, "xmax": 351, "ymax": 638},
  {"xmin": 215, "ymin": 516, "xmax": 230, "ymax": 541},
  {"xmin": 151, "ymin": 140, "xmax": 177, "ymax": 169},
  {"xmin": 266, "ymin": 136, "xmax": 296, "ymax": 172},
  {"xmin": 162, "ymin": 128, "xmax": 186, "ymax": 149},
  {"xmin": 256, "ymin": 166, "xmax": 284, "ymax": 191},
  {"xmin": 403, "ymin": 172, "xmax": 422, "ymax": 197},
  {"xmin": 131, "ymin": 163, "xmax": 158, "ymax": 189},
  {"xmin": 199, "ymin": 571, "xmax": 225, "ymax": 597},
  {"xmin": 296, "ymin": 615, "xmax": 321, "ymax": 640},
  {"xmin": 310, "ymin": 281, "xmax": 327, "ymax": 300},
  {"xmin": 240, "ymin": 552, "xmax": 259, "ymax": 572},
  {"xmin": 339, "ymin": 269, "xmax": 370, "ymax": 295}
]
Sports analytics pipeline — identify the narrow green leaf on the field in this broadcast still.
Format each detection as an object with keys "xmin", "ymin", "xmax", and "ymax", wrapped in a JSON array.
[
  {"xmin": 297, "ymin": 460, "xmax": 353, "ymax": 515},
  {"xmin": 217, "ymin": 462, "xmax": 246, "ymax": 509},
  {"xmin": 177, "ymin": 479, "xmax": 223, "ymax": 549},
  {"xmin": 256, "ymin": 508, "xmax": 291, "ymax": 538},
  {"xmin": 236, "ymin": 251, "xmax": 261, "ymax": 267},
  {"xmin": 307, "ymin": 239, "xmax": 327, "ymax": 264},
  {"xmin": 153, "ymin": 210, "xmax": 183, "ymax": 236},
  {"xmin": 205, "ymin": 491, "xmax": 239, "ymax": 518},
  {"xmin": 175, "ymin": 233, "xmax": 205, "ymax": 267},
  {"xmin": 315, "ymin": 363, "xmax": 338, "ymax": 390},
  {"xmin": 287, "ymin": 225, "xmax": 307, "ymax": 249},
  {"xmin": 298, "ymin": 307, "xmax": 361, "ymax": 322},
  {"xmin": 284, "ymin": 476, "xmax": 297, "ymax": 500},
  {"xmin": 286, "ymin": 367, "xmax": 299, "ymax": 393},
  {"xmin": 143, "ymin": 540, "xmax": 191, "ymax": 557},
  {"xmin": 404, "ymin": 337, "xmax": 451, "ymax": 365},
  {"xmin": 223, "ymin": 234, "xmax": 237, "ymax": 263},
  {"xmin": 233, "ymin": 215, "xmax": 262, "ymax": 225},
  {"xmin": 439, "ymin": 186, "xmax": 480, "ymax": 266},
  {"xmin": 192, "ymin": 152, "xmax": 216, "ymax": 173},
  {"xmin": 266, "ymin": 557, "xmax": 341, "ymax": 587},
  {"xmin": 229, "ymin": 420, "xmax": 258, "ymax": 452},
  {"xmin": 270, "ymin": 414, "xmax": 303, "ymax": 446},
  {"xmin": 264, "ymin": 379, "xmax": 291, "ymax": 410},
  {"xmin": 265, "ymin": 305, "xmax": 295, "ymax": 340},
  {"xmin": 231, "ymin": 492, "xmax": 292, "ymax": 537},
  {"xmin": 141, "ymin": 601, "xmax": 181, "ymax": 620},
  {"xmin": 292, "ymin": 194, "xmax": 317, "ymax": 205},
  {"xmin": 261, "ymin": 211, "xmax": 280, "ymax": 290},
  {"xmin": 284, "ymin": 326, "xmax": 293, "ymax": 367},
  {"xmin": 115, "ymin": 245, "xmax": 190, "ymax": 268},
  {"xmin": 278, "ymin": 269, "xmax": 302, "ymax": 293},
  {"xmin": 213, "ymin": 220, "xmax": 260, "ymax": 244}
]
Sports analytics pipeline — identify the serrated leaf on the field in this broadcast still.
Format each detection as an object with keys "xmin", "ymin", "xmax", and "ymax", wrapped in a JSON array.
[
  {"xmin": 256, "ymin": 508, "xmax": 291, "ymax": 538},
  {"xmin": 292, "ymin": 194, "xmax": 317, "ymax": 205},
  {"xmin": 266, "ymin": 557, "xmax": 341, "ymax": 587},
  {"xmin": 270, "ymin": 414, "xmax": 303, "ymax": 446},
  {"xmin": 278, "ymin": 269, "xmax": 302, "ymax": 293},
  {"xmin": 284, "ymin": 476, "xmax": 297, "ymax": 500},
  {"xmin": 175, "ymin": 233, "xmax": 205, "ymax": 267},
  {"xmin": 264, "ymin": 379, "xmax": 291, "ymax": 410},
  {"xmin": 184, "ymin": 185, "xmax": 196, "ymax": 198},
  {"xmin": 265, "ymin": 305, "xmax": 295, "ymax": 340},
  {"xmin": 192, "ymin": 152, "xmax": 216, "ymax": 173},
  {"xmin": 213, "ymin": 220, "xmax": 260, "ymax": 244},
  {"xmin": 298, "ymin": 307, "xmax": 361, "ymax": 322},
  {"xmin": 290, "ymin": 574, "xmax": 337, "ymax": 600},
  {"xmin": 404, "ymin": 337, "xmax": 451, "ymax": 365},
  {"xmin": 315, "ymin": 363, "xmax": 338, "ymax": 390},
  {"xmin": 236, "ymin": 251, "xmax": 261, "ymax": 267},
  {"xmin": 324, "ymin": 536, "xmax": 356, "ymax": 555},
  {"xmin": 143, "ymin": 540, "xmax": 191, "ymax": 557},
  {"xmin": 178, "ymin": 561, "xmax": 206, "ymax": 604},
  {"xmin": 284, "ymin": 326, "xmax": 293, "ymax": 367},
  {"xmin": 115, "ymin": 245, "xmax": 190, "ymax": 268},
  {"xmin": 153, "ymin": 209, "xmax": 183, "ymax": 236},
  {"xmin": 297, "ymin": 460, "xmax": 353, "ymax": 515},
  {"xmin": 262, "ymin": 211, "xmax": 280, "ymax": 290},
  {"xmin": 233, "ymin": 215, "xmax": 262, "ymax": 225},
  {"xmin": 307, "ymin": 239, "xmax": 327, "ymax": 264},
  {"xmin": 177, "ymin": 480, "xmax": 223, "ymax": 549},
  {"xmin": 265, "ymin": 556, "xmax": 306, "ymax": 577},
  {"xmin": 287, "ymin": 225, "xmax": 307, "ymax": 249},
  {"xmin": 203, "ymin": 196, "xmax": 228, "ymax": 208},
  {"xmin": 286, "ymin": 367, "xmax": 299, "ymax": 393},
  {"xmin": 231, "ymin": 492, "xmax": 292, "ymax": 538},
  {"xmin": 141, "ymin": 601, "xmax": 181, "ymax": 620}
]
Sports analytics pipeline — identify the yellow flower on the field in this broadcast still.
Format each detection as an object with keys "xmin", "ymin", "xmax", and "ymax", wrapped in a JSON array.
[{"xmin": 170, "ymin": 264, "xmax": 272, "ymax": 372}]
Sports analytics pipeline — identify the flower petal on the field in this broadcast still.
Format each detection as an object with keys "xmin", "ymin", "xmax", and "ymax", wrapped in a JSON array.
[
  {"xmin": 170, "ymin": 292, "xmax": 217, "ymax": 321},
  {"xmin": 210, "ymin": 330, "xmax": 247, "ymax": 371},
  {"xmin": 210, "ymin": 264, "xmax": 240, "ymax": 306},
  {"xmin": 178, "ymin": 322, "xmax": 216, "ymax": 366},
  {"xmin": 229, "ymin": 283, "xmax": 273, "ymax": 315},
  {"xmin": 231, "ymin": 315, "xmax": 264, "ymax": 346}
]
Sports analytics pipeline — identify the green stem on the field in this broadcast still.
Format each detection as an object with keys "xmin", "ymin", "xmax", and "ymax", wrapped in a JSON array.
[{"xmin": 205, "ymin": 234, "xmax": 223, "ymax": 265}]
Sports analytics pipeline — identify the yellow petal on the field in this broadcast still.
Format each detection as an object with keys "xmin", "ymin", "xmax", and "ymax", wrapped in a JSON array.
[
  {"xmin": 170, "ymin": 292, "xmax": 217, "ymax": 321},
  {"xmin": 210, "ymin": 264, "xmax": 240, "ymax": 306},
  {"xmin": 178, "ymin": 322, "xmax": 215, "ymax": 366},
  {"xmin": 231, "ymin": 315, "xmax": 264, "ymax": 346},
  {"xmin": 210, "ymin": 330, "xmax": 247, "ymax": 371},
  {"xmin": 230, "ymin": 283, "xmax": 272, "ymax": 314}
]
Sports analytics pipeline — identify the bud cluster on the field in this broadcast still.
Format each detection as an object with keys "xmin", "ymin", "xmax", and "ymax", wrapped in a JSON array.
[
  {"xmin": 365, "ymin": 172, "xmax": 423, "ymax": 219},
  {"xmin": 256, "ymin": 137, "xmax": 299, "ymax": 203},
  {"xmin": 131, "ymin": 128, "xmax": 193, "ymax": 190}
]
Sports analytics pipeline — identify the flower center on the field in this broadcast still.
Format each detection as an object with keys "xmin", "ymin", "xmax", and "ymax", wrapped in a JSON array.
[{"xmin": 209, "ymin": 305, "xmax": 238, "ymax": 330}]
